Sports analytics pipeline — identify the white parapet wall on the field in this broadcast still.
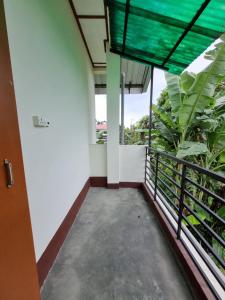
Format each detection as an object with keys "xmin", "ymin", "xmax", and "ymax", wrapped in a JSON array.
[
  {"xmin": 89, "ymin": 144, "xmax": 107, "ymax": 177},
  {"xmin": 89, "ymin": 144, "xmax": 145, "ymax": 182},
  {"xmin": 119, "ymin": 145, "xmax": 145, "ymax": 182}
]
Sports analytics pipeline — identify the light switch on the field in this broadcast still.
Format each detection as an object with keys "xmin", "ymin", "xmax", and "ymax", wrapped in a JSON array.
[{"xmin": 33, "ymin": 116, "xmax": 50, "ymax": 127}]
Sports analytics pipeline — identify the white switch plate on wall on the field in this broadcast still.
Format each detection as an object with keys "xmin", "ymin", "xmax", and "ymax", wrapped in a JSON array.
[{"xmin": 33, "ymin": 116, "xmax": 50, "ymax": 127}]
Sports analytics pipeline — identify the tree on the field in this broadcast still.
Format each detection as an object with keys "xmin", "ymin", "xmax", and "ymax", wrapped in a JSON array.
[
  {"xmin": 136, "ymin": 115, "xmax": 149, "ymax": 129},
  {"xmin": 153, "ymin": 35, "xmax": 225, "ymax": 171},
  {"xmin": 152, "ymin": 35, "xmax": 225, "ymax": 272}
]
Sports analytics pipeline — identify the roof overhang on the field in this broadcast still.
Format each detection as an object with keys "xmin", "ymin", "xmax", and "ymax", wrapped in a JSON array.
[
  {"xmin": 70, "ymin": 0, "xmax": 150, "ymax": 94},
  {"xmin": 95, "ymin": 58, "xmax": 151, "ymax": 94},
  {"xmin": 107, "ymin": 0, "xmax": 225, "ymax": 74},
  {"xmin": 70, "ymin": 0, "xmax": 108, "ymax": 69}
]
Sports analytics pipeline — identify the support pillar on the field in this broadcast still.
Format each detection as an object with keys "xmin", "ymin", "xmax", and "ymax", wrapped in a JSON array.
[
  {"xmin": 149, "ymin": 66, "xmax": 154, "ymax": 149},
  {"xmin": 106, "ymin": 47, "xmax": 120, "ymax": 187},
  {"xmin": 120, "ymin": 72, "xmax": 125, "ymax": 144},
  {"xmin": 88, "ymin": 68, "xmax": 97, "ymax": 144}
]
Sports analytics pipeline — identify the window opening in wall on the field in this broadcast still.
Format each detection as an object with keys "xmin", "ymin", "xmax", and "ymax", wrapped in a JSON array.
[
  {"xmin": 95, "ymin": 94, "xmax": 107, "ymax": 144},
  {"xmin": 121, "ymin": 62, "xmax": 167, "ymax": 145}
]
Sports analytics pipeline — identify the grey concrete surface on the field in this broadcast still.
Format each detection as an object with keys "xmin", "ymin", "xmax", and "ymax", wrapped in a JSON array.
[{"xmin": 41, "ymin": 188, "xmax": 193, "ymax": 300}]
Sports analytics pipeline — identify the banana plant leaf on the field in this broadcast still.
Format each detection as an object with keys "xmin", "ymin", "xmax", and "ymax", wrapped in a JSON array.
[
  {"xmin": 165, "ymin": 72, "xmax": 182, "ymax": 115},
  {"xmin": 208, "ymin": 122, "xmax": 225, "ymax": 153},
  {"xmin": 217, "ymin": 206, "xmax": 225, "ymax": 220},
  {"xmin": 179, "ymin": 36, "xmax": 225, "ymax": 136},
  {"xmin": 180, "ymin": 71, "xmax": 196, "ymax": 93},
  {"xmin": 177, "ymin": 141, "xmax": 209, "ymax": 159}
]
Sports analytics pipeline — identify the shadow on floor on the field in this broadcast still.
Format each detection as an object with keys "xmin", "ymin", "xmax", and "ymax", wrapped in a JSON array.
[{"xmin": 41, "ymin": 188, "xmax": 194, "ymax": 300}]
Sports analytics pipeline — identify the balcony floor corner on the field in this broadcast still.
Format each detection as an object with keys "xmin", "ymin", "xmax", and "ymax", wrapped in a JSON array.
[{"xmin": 41, "ymin": 187, "xmax": 193, "ymax": 300}]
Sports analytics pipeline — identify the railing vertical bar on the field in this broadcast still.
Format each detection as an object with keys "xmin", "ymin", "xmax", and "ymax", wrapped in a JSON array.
[
  {"xmin": 144, "ymin": 147, "xmax": 147, "ymax": 183},
  {"xmin": 177, "ymin": 164, "xmax": 186, "ymax": 239},
  {"xmin": 148, "ymin": 66, "xmax": 154, "ymax": 150},
  {"xmin": 154, "ymin": 153, "xmax": 159, "ymax": 201},
  {"xmin": 145, "ymin": 146, "xmax": 225, "ymax": 295}
]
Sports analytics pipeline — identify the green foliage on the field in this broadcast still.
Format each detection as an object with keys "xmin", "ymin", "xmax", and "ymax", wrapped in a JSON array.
[
  {"xmin": 217, "ymin": 206, "xmax": 225, "ymax": 220},
  {"xmin": 212, "ymin": 238, "xmax": 225, "ymax": 271},
  {"xmin": 96, "ymin": 130, "xmax": 107, "ymax": 144},
  {"xmin": 164, "ymin": 72, "xmax": 182, "ymax": 114},
  {"xmin": 152, "ymin": 35, "xmax": 225, "ymax": 274},
  {"xmin": 124, "ymin": 116, "xmax": 150, "ymax": 145},
  {"xmin": 177, "ymin": 141, "xmax": 209, "ymax": 159},
  {"xmin": 136, "ymin": 115, "xmax": 149, "ymax": 129},
  {"xmin": 180, "ymin": 71, "xmax": 196, "ymax": 93}
]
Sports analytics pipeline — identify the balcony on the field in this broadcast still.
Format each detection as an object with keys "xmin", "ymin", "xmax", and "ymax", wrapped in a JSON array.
[
  {"xmin": 1, "ymin": 1, "xmax": 225, "ymax": 300},
  {"xmin": 38, "ymin": 145, "xmax": 225, "ymax": 300},
  {"xmin": 41, "ymin": 187, "xmax": 193, "ymax": 300},
  {"xmin": 144, "ymin": 148, "xmax": 225, "ymax": 299}
]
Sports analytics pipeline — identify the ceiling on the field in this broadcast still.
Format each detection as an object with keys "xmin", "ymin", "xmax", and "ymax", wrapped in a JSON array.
[
  {"xmin": 71, "ymin": 0, "xmax": 108, "ymax": 68},
  {"xmin": 69, "ymin": 0, "xmax": 151, "ymax": 94},
  {"xmin": 95, "ymin": 58, "xmax": 151, "ymax": 94}
]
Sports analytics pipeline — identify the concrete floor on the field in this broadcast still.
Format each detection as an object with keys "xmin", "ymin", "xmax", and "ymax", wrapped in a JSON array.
[{"xmin": 41, "ymin": 188, "xmax": 194, "ymax": 300}]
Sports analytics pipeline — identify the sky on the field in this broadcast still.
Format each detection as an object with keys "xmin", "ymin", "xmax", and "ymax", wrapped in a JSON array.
[{"xmin": 95, "ymin": 40, "xmax": 218, "ymax": 127}]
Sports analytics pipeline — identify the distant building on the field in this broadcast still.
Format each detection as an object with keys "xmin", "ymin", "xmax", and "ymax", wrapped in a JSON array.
[
  {"xmin": 96, "ymin": 121, "xmax": 107, "ymax": 131},
  {"xmin": 96, "ymin": 123, "xmax": 107, "ymax": 131}
]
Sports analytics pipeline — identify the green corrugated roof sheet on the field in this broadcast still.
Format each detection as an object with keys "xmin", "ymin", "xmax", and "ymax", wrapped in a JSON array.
[{"xmin": 107, "ymin": 0, "xmax": 225, "ymax": 74}]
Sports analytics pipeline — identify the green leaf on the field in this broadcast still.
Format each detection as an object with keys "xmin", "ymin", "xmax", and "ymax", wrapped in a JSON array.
[
  {"xmin": 180, "ymin": 71, "xmax": 196, "ymax": 93},
  {"xmin": 217, "ymin": 206, "xmax": 225, "ymax": 220},
  {"xmin": 135, "ymin": 128, "xmax": 149, "ymax": 133},
  {"xmin": 208, "ymin": 122, "xmax": 225, "ymax": 153},
  {"xmin": 177, "ymin": 141, "xmax": 209, "ymax": 159},
  {"xmin": 215, "ymin": 96, "xmax": 225, "ymax": 107},
  {"xmin": 196, "ymin": 115, "xmax": 219, "ymax": 132},
  {"xmin": 186, "ymin": 206, "xmax": 209, "ymax": 225},
  {"xmin": 155, "ymin": 122, "xmax": 177, "ymax": 144},
  {"xmin": 187, "ymin": 215, "xmax": 200, "ymax": 225},
  {"xmin": 212, "ymin": 238, "xmax": 225, "ymax": 261},
  {"xmin": 179, "ymin": 38, "xmax": 225, "ymax": 136},
  {"xmin": 153, "ymin": 105, "xmax": 175, "ymax": 129},
  {"xmin": 219, "ymin": 152, "xmax": 225, "ymax": 163},
  {"xmin": 195, "ymin": 204, "xmax": 212, "ymax": 222},
  {"xmin": 165, "ymin": 72, "xmax": 182, "ymax": 114},
  {"xmin": 222, "ymin": 231, "xmax": 225, "ymax": 240},
  {"xmin": 207, "ymin": 196, "xmax": 214, "ymax": 207},
  {"xmin": 179, "ymin": 94, "xmax": 213, "ymax": 131}
]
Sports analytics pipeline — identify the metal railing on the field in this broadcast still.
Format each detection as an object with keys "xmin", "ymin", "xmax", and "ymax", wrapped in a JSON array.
[{"xmin": 145, "ymin": 147, "xmax": 225, "ymax": 298}]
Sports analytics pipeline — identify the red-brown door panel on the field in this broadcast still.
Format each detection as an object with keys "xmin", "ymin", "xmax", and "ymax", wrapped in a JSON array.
[{"xmin": 0, "ymin": 1, "xmax": 40, "ymax": 299}]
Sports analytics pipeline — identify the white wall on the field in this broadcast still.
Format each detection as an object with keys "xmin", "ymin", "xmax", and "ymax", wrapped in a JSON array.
[
  {"xmin": 4, "ymin": 0, "xmax": 95, "ymax": 260},
  {"xmin": 106, "ymin": 48, "xmax": 120, "ymax": 184},
  {"xmin": 119, "ymin": 145, "xmax": 145, "ymax": 182},
  {"xmin": 89, "ymin": 144, "xmax": 107, "ymax": 176},
  {"xmin": 89, "ymin": 144, "xmax": 145, "ymax": 182}
]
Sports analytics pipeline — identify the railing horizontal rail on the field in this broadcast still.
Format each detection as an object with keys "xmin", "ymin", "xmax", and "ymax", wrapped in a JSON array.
[
  {"xmin": 157, "ymin": 167, "xmax": 181, "ymax": 189},
  {"xmin": 157, "ymin": 158, "xmax": 182, "ymax": 177},
  {"xmin": 145, "ymin": 147, "xmax": 225, "ymax": 296},
  {"xmin": 148, "ymin": 161, "xmax": 156, "ymax": 169},
  {"xmin": 157, "ymin": 175, "xmax": 180, "ymax": 201},
  {"xmin": 146, "ymin": 165, "xmax": 152, "ymax": 172},
  {"xmin": 156, "ymin": 185, "xmax": 179, "ymax": 212},
  {"xmin": 146, "ymin": 167, "xmax": 155, "ymax": 178},
  {"xmin": 147, "ymin": 147, "xmax": 225, "ymax": 184},
  {"xmin": 181, "ymin": 220, "xmax": 225, "ymax": 291},
  {"xmin": 182, "ymin": 214, "xmax": 225, "ymax": 269},
  {"xmin": 183, "ymin": 203, "xmax": 225, "ymax": 249},
  {"xmin": 156, "ymin": 191, "xmax": 179, "ymax": 225},
  {"xmin": 186, "ymin": 177, "xmax": 225, "ymax": 205},
  {"xmin": 145, "ymin": 177, "xmax": 155, "ymax": 190},
  {"xmin": 184, "ymin": 190, "xmax": 225, "ymax": 226}
]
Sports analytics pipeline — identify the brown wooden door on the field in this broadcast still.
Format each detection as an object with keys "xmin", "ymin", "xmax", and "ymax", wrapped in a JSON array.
[{"xmin": 0, "ymin": 1, "xmax": 40, "ymax": 299}]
